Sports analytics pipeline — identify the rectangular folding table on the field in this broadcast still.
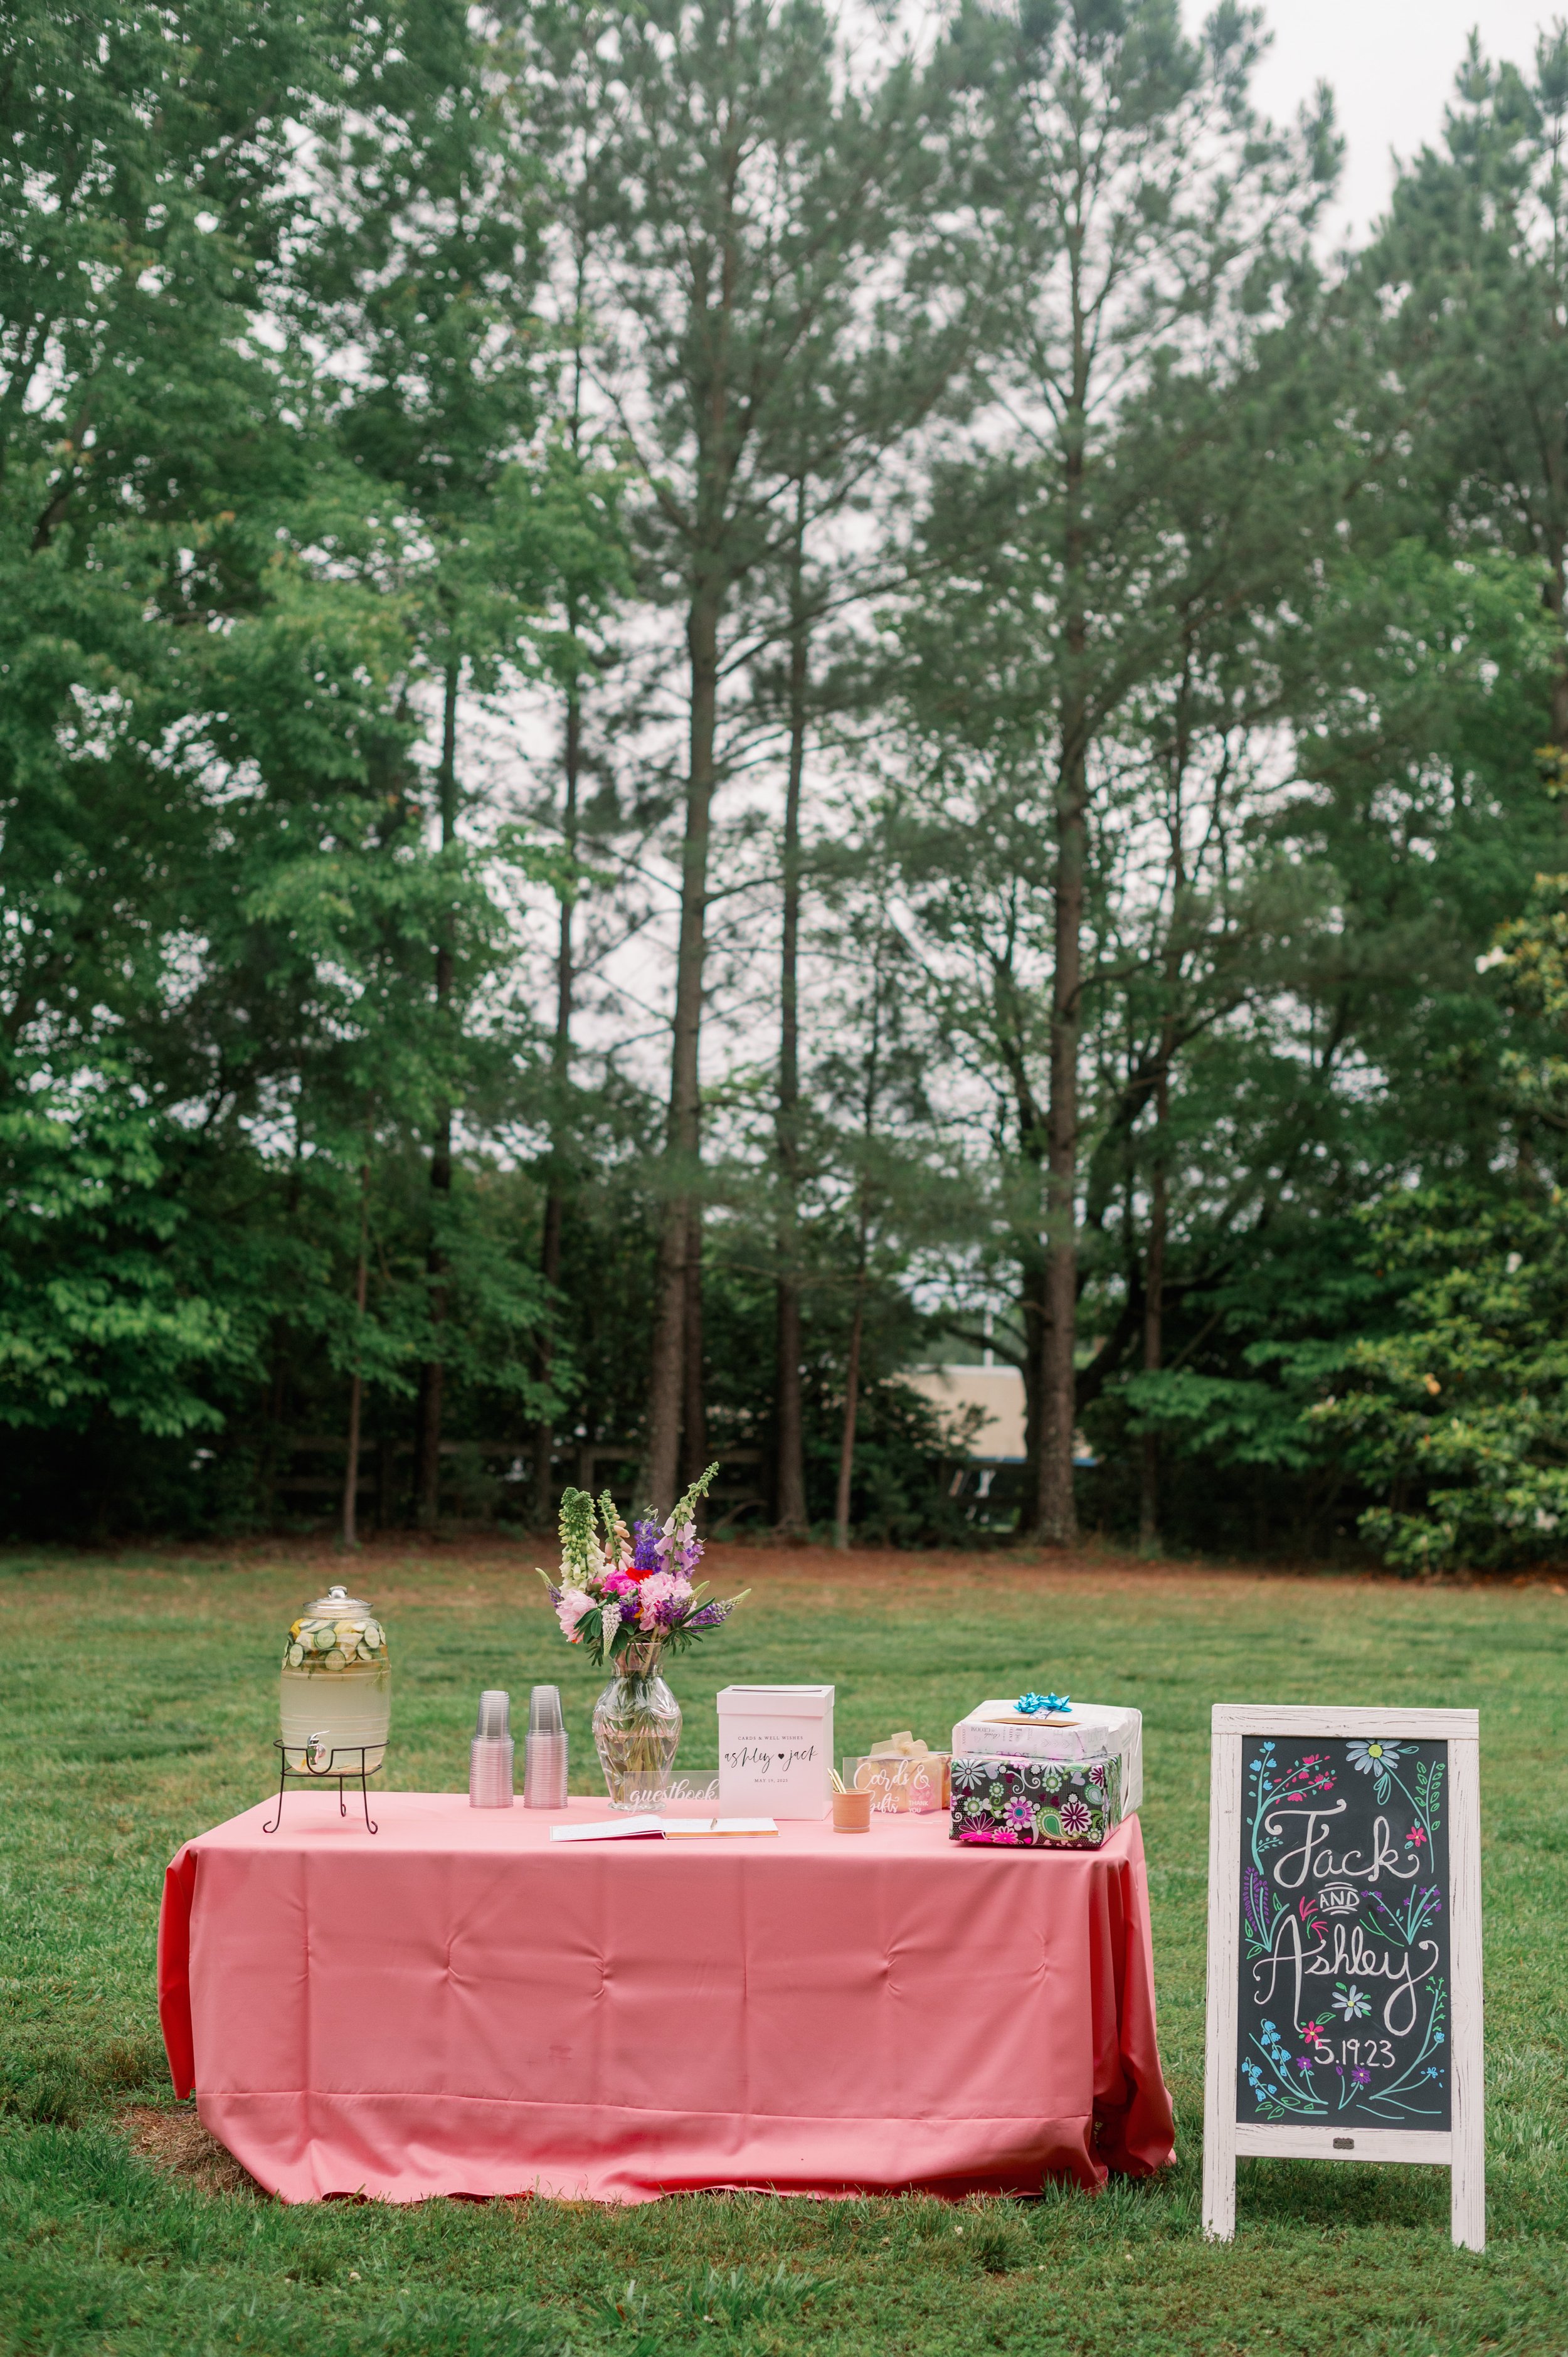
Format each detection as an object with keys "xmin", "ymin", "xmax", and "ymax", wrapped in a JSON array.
[{"xmin": 158, "ymin": 1793, "xmax": 1173, "ymax": 2203}]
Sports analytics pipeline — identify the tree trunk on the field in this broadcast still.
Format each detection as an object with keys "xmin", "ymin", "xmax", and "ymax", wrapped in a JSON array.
[
  {"xmin": 834, "ymin": 1265, "xmax": 866, "ymax": 1551},
  {"xmin": 773, "ymin": 489, "xmax": 809, "ymax": 1532},
  {"xmin": 641, "ymin": 571, "xmax": 722, "ymax": 1513},
  {"xmin": 1544, "ymin": 388, "xmax": 1568, "ymax": 746},
  {"xmin": 834, "ymin": 940, "xmax": 886, "ymax": 1550},
  {"xmin": 643, "ymin": 1208, "xmax": 688, "ymax": 1515},
  {"xmin": 341, "ymin": 1153, "xmax": 371, "ymax": 1549},
  {"xmin": 1038, "ymin": 734, "xmax": 1085, "ymax": 1545},
  {"xmin": 1036, "ymin": 339, "xmax": 1089, "ymax": 1547},
  {"xmin": 1138, "ymin": 1065, "xmax": 1168, "ymax": 1554},
  {"xmin": 1019, "ymin": 1247, "xmax": 1050, "ymax": 1531},
  {"xmin": 681, "ymin": 1198, "xmax": 707, "ymax": 1493},
  {"xmin": 532, "ymin": 664, "xmax": 581, "ymax": 1525},
  {"xmin": 1007, "ymin": 1059, "xmax": 1049, "ymax": 1535},
  {"xmin": 532, "ymin": 1192, "xmax": 563, "ymax": 1523},
  {"xmin": 413, "ymin": 1106, "xmax": 450, "ymax": 1527},
  {"xmin": 415, "ymin": 659, "xmax": 459, "ymax": 1528},
  {"xmin": 1137, "ymin": 633, "xmax": 1192, "ymax": 1555},
  {"xmin": 775, "ymin": 1280, "xmax": 805, "ymax": 1523}
]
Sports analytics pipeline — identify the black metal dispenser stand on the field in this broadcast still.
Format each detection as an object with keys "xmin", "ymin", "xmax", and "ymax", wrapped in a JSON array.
[{"xmin": 263, "ymin": 1741, "xmax": 380, "ymax": 1835}]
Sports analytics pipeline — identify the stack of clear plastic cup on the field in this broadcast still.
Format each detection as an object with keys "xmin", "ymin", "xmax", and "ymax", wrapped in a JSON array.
[
  {"xmin": 524, "ymin": 1684, "xmax": 568, "ymax": 1809},
  {"xmin": 469, "ymin": 1690, "xmax": 514, "ymax": 1807}
]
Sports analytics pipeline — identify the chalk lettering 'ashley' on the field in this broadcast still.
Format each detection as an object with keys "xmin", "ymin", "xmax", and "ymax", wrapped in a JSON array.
[{"xmin": 1250, "ymin": 1909, "xmax": 1442, "ymax": 2037}]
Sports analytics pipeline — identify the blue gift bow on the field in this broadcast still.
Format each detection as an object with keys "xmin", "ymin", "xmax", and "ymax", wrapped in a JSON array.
[{"xmin": 1016, "ymin": 1691, "xmax": 1071, "ymax": 1716}]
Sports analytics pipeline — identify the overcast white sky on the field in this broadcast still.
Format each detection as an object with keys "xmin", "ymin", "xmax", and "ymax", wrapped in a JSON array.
[{"xmin": 1231, "ymin": 0, "xmax": 1564, "ymax": 240}]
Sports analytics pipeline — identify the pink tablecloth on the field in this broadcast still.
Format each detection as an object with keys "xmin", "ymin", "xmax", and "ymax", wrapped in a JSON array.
[{"xmin": 158, "ymin": 1793, "xmax": 1173, "ymax": 2205}]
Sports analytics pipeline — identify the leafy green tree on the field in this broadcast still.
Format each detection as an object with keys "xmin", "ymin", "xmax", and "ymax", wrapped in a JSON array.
[
  {"xmin": 1367, "ymin": 26, "xmax": 1568, "ymax": 741},
  {"xmin": 1310, "ymin": 1184, "xmax": 1568, "ymax": 1572},
  {"xmin": 1310, "ymin": 867, "xmax": 1568, "ymax": 1572},
  {"xmin": 1092, "ymin": 544, "xmax": 1559, "ymax": 1549},
  {"xmin": 304, "ymin": 3, "xmax": 609, "ymax": 1522},
  {"xmin": 0, "ymin": 0, "xmax": 363, "ymax": 1461},
  {"xmin": 901, "ymin": 0, "xmax": 1336, "ymax": 1542},
  {"xmin": 0, "ymin": 0, "xmax": 569, "ymax": 1530}
]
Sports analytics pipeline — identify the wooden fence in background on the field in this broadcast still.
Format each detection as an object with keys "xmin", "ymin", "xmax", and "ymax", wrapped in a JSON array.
[{"xmin": 263, "ymin": 1436, "xmax": 766, "ymax": 1530}]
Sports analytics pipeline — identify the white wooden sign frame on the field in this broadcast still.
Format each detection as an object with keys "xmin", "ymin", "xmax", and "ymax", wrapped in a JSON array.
[{"xmin": 1202, "ymin": 1704, "xmax": 1483, "ymax": 2251}]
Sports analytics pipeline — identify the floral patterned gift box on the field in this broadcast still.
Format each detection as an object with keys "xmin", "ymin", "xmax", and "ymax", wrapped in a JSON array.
[
  {"xmin": 949, "ymin": 1751, "xmax": 1124, "ymax": 1848},
  {"xmin": 950, "ymin": 1698, "xmax": 1143, "ymax": 1813}
]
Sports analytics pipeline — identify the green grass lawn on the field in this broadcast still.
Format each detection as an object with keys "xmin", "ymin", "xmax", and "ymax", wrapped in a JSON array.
[{"xmin": 1, "ymin": 1540, "xmax": 1565, "ymax": 2357}]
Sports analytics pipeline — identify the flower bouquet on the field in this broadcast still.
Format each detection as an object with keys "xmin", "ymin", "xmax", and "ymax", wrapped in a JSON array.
[{"xmin": 538, "ymin": 1465, "xmax": 747, "ymax": 1809}]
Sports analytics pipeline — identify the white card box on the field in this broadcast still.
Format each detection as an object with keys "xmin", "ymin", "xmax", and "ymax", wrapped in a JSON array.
[
  {"xmin": 716, "ymin": 1684, "xmax": 834, "ymax": 1819},
  {"xmin": 950, "ymin": 1700, "xmax": 1143, "ymax": 1814}
]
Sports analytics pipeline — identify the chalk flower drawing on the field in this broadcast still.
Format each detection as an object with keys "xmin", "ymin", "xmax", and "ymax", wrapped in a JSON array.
[{"xmin": 1346, "ymin": 1739, "xmax": 1403, "ymax": 1774}]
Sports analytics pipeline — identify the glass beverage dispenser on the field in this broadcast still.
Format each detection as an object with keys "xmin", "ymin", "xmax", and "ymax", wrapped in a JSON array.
[{"xmin": 279, "ymin": 1584, "xmax": 390, "ymax": 1772}]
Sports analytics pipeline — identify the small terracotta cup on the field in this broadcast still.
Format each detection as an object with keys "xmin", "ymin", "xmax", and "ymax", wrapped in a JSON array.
[{"xmin": 832, "ymin": 1789, "xmax": 874, "ymax": 1833}]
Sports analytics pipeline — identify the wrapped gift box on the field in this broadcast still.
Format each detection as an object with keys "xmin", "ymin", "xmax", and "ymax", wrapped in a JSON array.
[
  {"xmin": 949, "ymin": 1750, "xmax": 1123, "ymax": 1848},
  {"xmin": 950, "ymin": 1699, "xmax": 1143, "ymax": 1814},
  {"xmin": 844, "ymin": 1752, "xmax": 951, "ymax": 1813},
  {"xmin": 717, "ymin": 1685, "xmax": 834, "ymax": 1818}
]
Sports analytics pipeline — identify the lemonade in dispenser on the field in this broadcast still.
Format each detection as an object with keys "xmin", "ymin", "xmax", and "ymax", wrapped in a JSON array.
[{"xmin": 279, "ymin": 1584, "xmax": 390, "ymax": 1771}]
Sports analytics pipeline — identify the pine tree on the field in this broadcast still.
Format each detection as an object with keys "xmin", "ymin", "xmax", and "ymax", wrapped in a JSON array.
[
  {"xmin": 1367, "ymin": 29, "xmax": 1568, "ymax": 743},
  {"xmin": 903, "ymin": 0, "xmax": 1335, "ymax": 1542},
  {"xmin": 521, "ymin": 0, "xmax": 955, "ymax": 1508}
]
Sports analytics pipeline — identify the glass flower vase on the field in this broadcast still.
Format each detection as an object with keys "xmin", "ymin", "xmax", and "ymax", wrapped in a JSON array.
[{"xmin": 592, "ymin": 1653, "xmax": 682, "ymax": 1812}]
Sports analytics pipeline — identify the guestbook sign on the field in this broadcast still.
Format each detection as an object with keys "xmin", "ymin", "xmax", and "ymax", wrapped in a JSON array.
[{"xmin": 1203, "ymin": 1706, "xmax": 1483, "ymax": 2252}]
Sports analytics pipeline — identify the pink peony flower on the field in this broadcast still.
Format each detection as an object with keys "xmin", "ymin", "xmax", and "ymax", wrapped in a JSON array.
[
  {"xmin": 636, "ymin": 1570, "xmax": 694, "ymax": 1630},
  {"xmin": 554, "ymin": 1587, "xmax": 595, "ymax": 1641},
  {"xmin": 601, "ymin": 1569, "xmax": 638, "ymax": 1601}
]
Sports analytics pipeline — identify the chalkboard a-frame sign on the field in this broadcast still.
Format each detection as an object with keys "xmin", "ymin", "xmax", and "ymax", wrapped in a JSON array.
[{"xmin": 1202, "ymin": 1705, "xmax": 1483, "ymax": 2251}]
